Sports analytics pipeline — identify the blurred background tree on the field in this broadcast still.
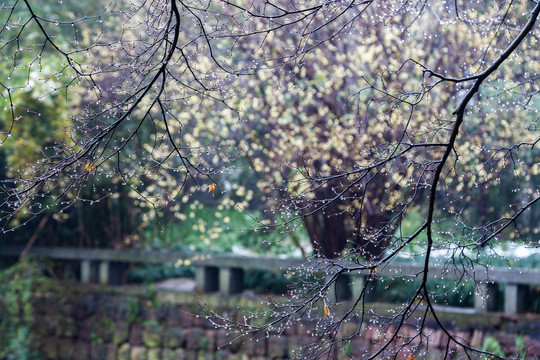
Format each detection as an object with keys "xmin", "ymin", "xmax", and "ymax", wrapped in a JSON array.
[
  {"xmin": 1, "ymin": 0, "xmax": 538, "ymax": 255},
  {"xmin": 0, "ymin": 1, "xmax": 538, "ymax": 357}
]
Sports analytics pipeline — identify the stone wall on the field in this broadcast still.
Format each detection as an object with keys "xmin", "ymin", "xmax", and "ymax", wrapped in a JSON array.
[{"xmin": 29, "ymin": 284, "xmax": 540, "ymax": 360}]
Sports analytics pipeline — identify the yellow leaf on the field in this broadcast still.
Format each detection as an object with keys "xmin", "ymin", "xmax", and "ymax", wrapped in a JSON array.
[
  {"xmin": 208, "ymin": 183, "xmax": 217, "ymax": 197},
  {"xmin": 324, "ymin": 305, "xmax": 329, "ymax": 318},
  {"xmin": 84, "ymin": 163, "xmax": 96, "ymax": 174}
]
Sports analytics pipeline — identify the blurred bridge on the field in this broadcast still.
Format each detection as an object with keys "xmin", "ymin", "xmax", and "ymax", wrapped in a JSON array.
[{"xmin": 1, "ymin": 245, "xmax": 539, "ymax": 315}]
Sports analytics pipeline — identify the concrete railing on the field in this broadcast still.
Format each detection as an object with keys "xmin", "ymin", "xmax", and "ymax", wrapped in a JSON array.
[{"xmin": 1, "ymin": 246, "xmax": 539, "ymax": 315}]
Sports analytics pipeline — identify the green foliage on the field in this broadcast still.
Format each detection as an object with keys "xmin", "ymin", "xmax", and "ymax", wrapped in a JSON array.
[
  {"xmin": 0, "ymin": 77, "xmax": 73, "ymax": 229},
  {"xmin": 200, "ymin": 336, "xmax": 208, "ymax": 351},
  {"xmin": 379, "ymin": 277, "xmax": 475, "ymax": 308},
  {"xmin": 531, "ymin": 287, "xmax": 540, "ymax": 314},
  {"xmin": 145, "ymin": 204, "xmax": 306, "ymax": 256},
  {"xmin": 0, "ymin": 86, "xmax": 71, "ymax": 172},
  {"xmin": 144, "ymin": 285, "xmax": 157, "ymax": 301},
  {"xmin": 428, "ymin": 279, "xmax": 475, "ymax": 308},
  {"xmin": 379, "ymin": 277, "xmax": 422, "ymax": 305},
  {"xmin": 0, "ymin": 258, "xmax": 57, "ymax": 360},
  {"xmin": 127, "ymin": 264, "xmax": 195, "ymax": 284},
  {"xmin": 481, "ymin": 336, "xmax": 505, "ymax": 359},
  {"xmin": 142, "ymin": 320, "xmax": 159, "ymax": 328},
  {"xmin": 344, "ymin": 341, "xmax": 352, "ymax": 356},
  {"xmin": 90, "ymin": 333, "xmax": 104, "ymax": 345},
  {"xmin": 125, "ymin": 297, "xmax": 141, "ymax": 324},
  {"xmin": 394, "ymin": 209, "xmax": 427, "ymax": 241},
  {"xmin": 143, "ymin": 284, "xmax": 163, "ymax": 309},
  {"xmin": 515, "ymin": 335, "xmax": 527, "ymax": 359},
  {"xmin": 244, "ymin": 269, "xmax": 295, "ymax": 294}
]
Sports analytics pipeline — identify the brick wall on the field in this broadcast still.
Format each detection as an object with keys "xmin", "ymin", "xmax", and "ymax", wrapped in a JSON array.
[{"xmin": 29, "ymin": 285, "xmax": 540, "ymax": 360}]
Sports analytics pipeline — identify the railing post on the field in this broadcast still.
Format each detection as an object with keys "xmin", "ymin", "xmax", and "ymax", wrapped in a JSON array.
[
  {"xmin": 219, "ymin": 268, "xmax": 244, "ymax": 294},
  {"xmin": 328, "ymin": 274, "xmax": 378, "ymax": 303},
  {"xmin": 99, "ymin": 261, "xmax": 110, "ymax": 285},
  {"xmin": 81, "ymin": 260, "xmax": 91, "ymax": 283},
  {"xmin": 504, "ymin": 283, "xmax": 529, "ymax": 314},
  {"xmin": 327, "ymin": 274, "xmax": 352, "ymax": 302},
  {"xmin": 81, "ymin": 260, "xmax": 99, "ymax": 283},
  {"xmin": 195, "ymin": 266, "xmax": 219, "ymax": 292},
  {"xmin": 474, "ymin": 282, "xmax": 498, "ymax": 313},
  {"xmin": 350, "ymin": 275, "xmax": 377, "ymax": 302},
  {"xmin": 352, "ymin": 275, "xmax": 365, "ymax": 301}
]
